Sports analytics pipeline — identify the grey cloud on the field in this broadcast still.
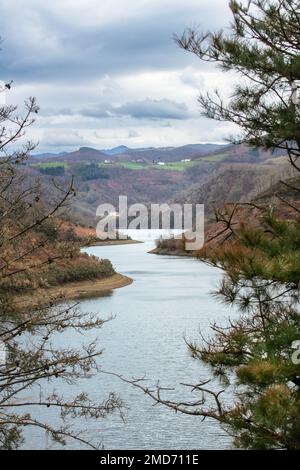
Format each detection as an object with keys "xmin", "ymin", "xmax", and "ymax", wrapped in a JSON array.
[
  {"xmin": 0, "ymin": 1, "xmax": 230, "ymax": 84},
  {"xmin": 39, "ymin": 106, "xmax": 110, "ymax": 119},
  {"xmin": 80, "ymin": 107, "xmax": 111, "ymax": 119},
  {"xmin": 127, "ymin": 130, "xmax": 140, "ymax": 138},
  {"xmin": 39, "ymin": 99, "xmax": 193, "ymax": 121},
  {"xmin": 113, "ymin": 98, "xmax": 193, "ymax": 120},
  {"xmin": 0, "ymin": 1, "xmax": 232, "ymax": 151},
  {"xmin": 40, "ymin": 107, "xmax": 75, "ymax": 117}
]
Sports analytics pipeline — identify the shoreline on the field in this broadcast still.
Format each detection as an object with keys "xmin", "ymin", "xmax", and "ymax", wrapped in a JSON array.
[
  {"xmin": 149, "ymin": 247, "xmax": 196, "ymax": 257},
  {"xmin": 87, "ymin": 239, "xmax": 143, "ymax": 247},
  {"xmin": 15, "ymin": 273, "xmax": 133, "ymax": 311}
]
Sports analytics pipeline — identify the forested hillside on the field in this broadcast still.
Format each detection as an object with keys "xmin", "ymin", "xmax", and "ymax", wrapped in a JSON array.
[{"xmin": 26, "ymin": 143, "xmax": 287, "ymax": 225}]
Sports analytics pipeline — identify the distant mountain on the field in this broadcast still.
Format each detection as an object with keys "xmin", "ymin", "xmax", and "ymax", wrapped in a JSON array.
[
  {"xmin": 32, "ymin": 147, "xmax": 109, "ymax": 164},
  {"xmin": 191, "ymin": 143, "xmax": 284, "ymax": 164},
  {"xmin": 64, "ymin": 147, "xmax": 111, "ymax": 163},
  {"xmin": 31, "ymin": 151, "xmax": 68, "ymax": 159},
  {"xmin": 32, "ymin": 143, "xmax": 227, "ymax": 164},
  {"xmin": 177, "ymin": 143, "xmax": 226, "ymax": 155},
  {"xmin": 31, "ymin": 143, "xmax": 286, "ymax": 167},
  {"xmin": 116, "ymin": 143, "xmax": 226, "ymax": 162},
  {"xmin": 102, "ymin": 145, "xmax": 130, "ymax": 156}
]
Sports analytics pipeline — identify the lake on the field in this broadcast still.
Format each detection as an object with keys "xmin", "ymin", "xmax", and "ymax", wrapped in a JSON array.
[{"xmin": 23, "ymin": 232, "xmax": 234, "ymax": 449}]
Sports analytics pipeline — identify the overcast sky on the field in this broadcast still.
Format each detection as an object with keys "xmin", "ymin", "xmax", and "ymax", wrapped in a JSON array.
[{"xmin": 0, "ymin": 0, "xmax": 237, "ymax": 152}]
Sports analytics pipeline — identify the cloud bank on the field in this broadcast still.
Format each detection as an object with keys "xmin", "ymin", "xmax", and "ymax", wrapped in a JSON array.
[{"xmin": 0, "ymin": 0, "xmax": 237, "ymax": 151}]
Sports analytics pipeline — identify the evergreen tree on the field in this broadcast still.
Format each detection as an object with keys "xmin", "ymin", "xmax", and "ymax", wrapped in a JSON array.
[
  {"xmin": 126, "ymin": 1, "xmax": 300, "ymax": 449},
  {"xmin": 179, "ymin": 0, "xmax": 300, "ymax": 449},
  {"xmin": 177, "ymin": 0, "xmax": 300, "ymax": 166}
]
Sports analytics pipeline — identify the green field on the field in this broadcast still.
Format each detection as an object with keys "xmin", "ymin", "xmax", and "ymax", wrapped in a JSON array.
[
  {"xmin": 32, "ymin": 158, "xmax": 211, "ymax": 174},
  {"xmin": 98, "ymin": 162, "xmax": 149, "ymax": 170},
  {"xmin": 119, "ymin": 162, "xmax": 150, "ymax": 170},
  {"xmin": 99, "ymin": 160, "xmax": 198, "ymax": 171},
  {"xmin": 32, "ymin": 161, "xmax": 70, "ymax": 169},
  {"xmin": 152, "ymin": 161, "xmax": 198, "ymax": 171}
]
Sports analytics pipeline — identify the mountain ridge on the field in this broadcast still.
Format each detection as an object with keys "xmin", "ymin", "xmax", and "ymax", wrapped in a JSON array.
[{"xmin": 32, "ymin": 143, "xmax": 226, "ymax": 162}]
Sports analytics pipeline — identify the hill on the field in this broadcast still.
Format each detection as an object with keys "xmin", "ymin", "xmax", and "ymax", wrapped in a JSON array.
[
  {"xmin": 117, "ymin": 143, "xmax": 225, "ymax": 162},
  {"xmin": 27, "ymin": 142, "xmax": 290, "ymax": 225},
  {"xmin": 171, "ymin": 162, "xmax": 296, "ymax": 211},
  {"xmin": 32, "ymin": 143, "xmax": 226, "ymax": 164},
  {"xmin": 102, "ymin": 145, "xmax": 130, "ymax": 155},
  {"xmin": 152, "ymin": 174, "xmax": 300, "ymax": 257}
]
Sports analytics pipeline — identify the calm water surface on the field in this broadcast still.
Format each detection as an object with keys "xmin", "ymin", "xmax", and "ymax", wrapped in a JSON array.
[{"xmin": 24, "ymin": 233, "xmax": 234, "ymax": 449}]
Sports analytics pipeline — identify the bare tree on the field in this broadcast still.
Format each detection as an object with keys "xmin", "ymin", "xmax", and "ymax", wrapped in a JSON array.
[{"xmin": 0, "ymin": 92, "xmax": 122, "ymax": 448}]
